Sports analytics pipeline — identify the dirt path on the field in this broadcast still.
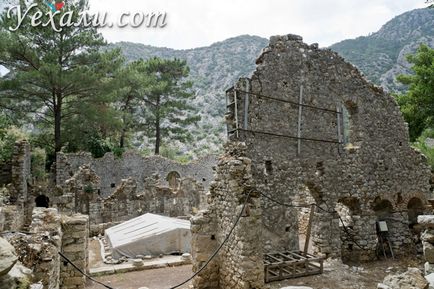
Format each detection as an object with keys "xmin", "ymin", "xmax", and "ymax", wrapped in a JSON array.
[
  {"xmin": 85, "ymin": 251, "xmax": 423, "ymax": 289},
  {"xmin": 85, "ymin": 265, "xmax": 193, "ymax": 289}
]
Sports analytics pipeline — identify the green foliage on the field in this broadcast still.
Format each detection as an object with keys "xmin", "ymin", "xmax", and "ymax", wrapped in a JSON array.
[
  {"xmin": 159, "ymin": 145, "xmax": 193, "ymax": 163},
  {"xmin": 0, "ymin": 126, "xmax": 27, "ymax": 162},
  {"xmin": 0, "ymin": 0, "xmax": 124, "ymax": 153},
  {"xmin": 396, "ymin": 44, "xmax": 434, "ymax": 141},
  {"xmin": 31, "ymin": 147, "xmax": 46, "ymax": 181},
  {"xmin": 413, "ymin": 129, "xmax": 434, "ymax": 169},
  {"xmin": 141, "ymin": 57, "xmax": 201, "ymax": 154}
]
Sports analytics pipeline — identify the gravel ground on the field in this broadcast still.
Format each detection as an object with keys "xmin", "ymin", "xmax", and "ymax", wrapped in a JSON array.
[{"xmin": 85, "ymin": 265, "xmax": 193, "ymax": 289}]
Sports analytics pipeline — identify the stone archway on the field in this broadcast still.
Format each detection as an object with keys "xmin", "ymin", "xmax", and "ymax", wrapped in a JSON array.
[
  {"xmin": 35, "ymin": 195, "xmax": 50, "ymax": 208},
  {"xmin": 407, "ymin": 197, "xmax": 424, "ymax": 228},
  {"xmin": 372, "ymin": 198, "xmax": 393, "ymax": 221},
  {"xmin": 166, "ymin": 171, "xmax": 181, "ymax": 190},
  {"xmin": 336, "ymin": 197, "xmax": 362, "ymax": 262}
]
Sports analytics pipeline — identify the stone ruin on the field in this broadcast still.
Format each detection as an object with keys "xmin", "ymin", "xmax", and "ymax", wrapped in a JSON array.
[
  {"xmin": 191, "ymin": 34, "xmax": 433, "ymax": 289},
  {"xmin": 1, "ymin": 34, "xmax": 434, "ymax": 289},
  {"xmin": 55, "ymin": 151, "xmax": 216, "ymax": 197},
  {"xmin": 0, "ymin": 140, "xmax": 215, "ymax": 289}
]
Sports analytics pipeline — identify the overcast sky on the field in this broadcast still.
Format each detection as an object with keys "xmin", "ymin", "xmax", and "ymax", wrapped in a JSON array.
[{"xmin": 89, "ymin": 0, "xmax": 428, "ymax": 50}]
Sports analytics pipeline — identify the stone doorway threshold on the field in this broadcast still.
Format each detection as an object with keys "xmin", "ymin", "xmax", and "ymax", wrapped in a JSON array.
[{"xmin": 89, "ymin": 255, "xmax": 192, "ymax": 277}]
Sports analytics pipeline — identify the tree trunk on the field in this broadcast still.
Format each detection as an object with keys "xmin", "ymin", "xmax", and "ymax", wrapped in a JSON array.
[
  {"xmin": 154, "ymin": 96, "xmax": 161, "ymax": 155},
  {"xmin": 155, "ymin": 115, "xmax": 161, "ymax": 154},
  {"xmin": 54, "ymin": 93, "xmax": 62, "ymax": 152},
  {"xmin": 120, "ymin": 128, "xmax": 126, "ymax": 148}
]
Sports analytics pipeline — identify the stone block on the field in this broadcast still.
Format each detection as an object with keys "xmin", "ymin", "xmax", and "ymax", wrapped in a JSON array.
[
  {"xmin": 0, "ymin": 237, "xmax": 18, "ymax": 277},
  {"xmin": 424, "ymin": 242, "xmax": 434, "ymax": 263},
  {"xmin": 419, "ymin": 216, "xmax": 434, "ymax": 228},
  {"xmin": 425, "ymin": 262, "xmax": 434, "ymax": 275}
]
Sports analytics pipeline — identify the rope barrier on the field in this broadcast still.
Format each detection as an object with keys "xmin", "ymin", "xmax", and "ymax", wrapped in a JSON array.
[
  {"xmin": 259, "ymin": 191, "xmax": 368, "ymax": 251},
  {"xmin": 168, "ymin": 190, "xmax": 252, "ymax": 289},
  {"xmin": 58, "ymin": 251, "xmax": 116, "ymax": 289}
]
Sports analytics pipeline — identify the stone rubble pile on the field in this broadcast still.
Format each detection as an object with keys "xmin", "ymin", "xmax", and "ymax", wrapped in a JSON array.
[
  {"xmin": 377, "ymin": 268, "xmax": 428, "ymax": 289},
  {"xmin": 0, "ymin": 237, "xmax": 33, "ymax": 289},
  {"xmin": 418, "ymin": 215, "xmax": 434, "ymax": 289}
]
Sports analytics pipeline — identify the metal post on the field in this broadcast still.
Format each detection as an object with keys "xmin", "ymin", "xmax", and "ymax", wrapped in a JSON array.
[
  {"xmin": 297, "ymin": 85, "xmax": 303, "ymax": 155},
  {"xmin": 244, "ymin": 80, "xmax": 250, "ymax": 129},
  {"xmin": 337, "ymin": 105, "xmax": 342, "ymax": 154},
  {"xmin": 234, "ymin": 90, "xmax": 239, "ymax": 138}
]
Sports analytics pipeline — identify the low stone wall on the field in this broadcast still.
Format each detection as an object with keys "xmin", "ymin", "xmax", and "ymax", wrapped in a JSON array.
[{"xmin": 60, "ymin": 214, "xmax": 89, "ymax": 289}]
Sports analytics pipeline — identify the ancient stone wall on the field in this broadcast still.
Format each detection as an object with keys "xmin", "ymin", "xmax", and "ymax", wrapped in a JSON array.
[
  {"xmin": 60, "ymin": 214, "xmax": 89, "ymax": 289},
  {"xmin": 192, "ymin": 143, "xmax": 264, "ymax": 289},
  {"xmin": 52, "ymin": 165, "xmax": 205, "ymax": 235},
  {"xmin": 11, "ymin": 140, "xmax": 31, "ymax": 204},
  {"xmin": 56, "ymin": 151, "xmax": 216, "ymax": 197},
  {"xmin": 225, "ymin": 34, "xmax": 432, "ymax": 261}
]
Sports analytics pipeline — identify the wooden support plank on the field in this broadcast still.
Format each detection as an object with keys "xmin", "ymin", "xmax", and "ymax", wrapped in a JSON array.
[
  {"xmin": 264, "ymin": 250, "xmax": 324, "ymax": 283},
  {"xmin": 288, "ymin": 251, "xmax": 307, "ymax": 260},
  {"xmin": 303, "ymin": 204, "xmax": 316, "ymax": 255},
  {"xmin": 278, "ymin": 252, "xmax": 295, "ymax": 261},
  {"xmin": 266, "ymin": 254, "xmax": 284, "ymax": 263}
]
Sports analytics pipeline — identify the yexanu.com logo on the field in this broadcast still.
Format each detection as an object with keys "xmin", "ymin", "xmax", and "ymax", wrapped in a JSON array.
[
  {"xmin": 45, "ymin": 1, "xmax": 65, "ymax": 12},
  {"xmin": 6, "ymin": 1, "xmax": 168, "ymax": 32}
]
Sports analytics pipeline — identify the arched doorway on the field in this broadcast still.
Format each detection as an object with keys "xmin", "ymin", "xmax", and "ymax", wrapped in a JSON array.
[
  {"xmin": 407, "ymin": 197, "xmax": 424, "ymax": 228},
  {"xmin": 372, "ymin": 198, "xmax": 393, "ymax": 221},
  {"xmin": 336, "ymin": 197, "xmax": 361, "ymax": 262},
  {"xmin": 35, "ymin": 195, "xmax": 50, "ymax": 208},
  {"xmin": 166, "ymin": 171, "xmax": 181, "ymax": 190},
  {"xmin": 372, "ymin": 198, "xmax": 394, "ymax": 258}
]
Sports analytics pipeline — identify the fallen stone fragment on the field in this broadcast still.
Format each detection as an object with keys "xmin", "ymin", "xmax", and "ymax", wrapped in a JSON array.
[
  {"xmin": 0, "ymin": 237, "xmax": 18, "ymax": 277},
  {"xmin": 382, "ymin": 268, "xmax": 428, "ymax": 289}
]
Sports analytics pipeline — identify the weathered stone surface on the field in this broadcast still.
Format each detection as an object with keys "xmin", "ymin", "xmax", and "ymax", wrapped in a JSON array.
[
  {"xmin": 280, "ymin": 287, "xmax": 313, "ymax": 289},
  {"xmin": 192, "ymin": 143, "xmax": 264, "ymax": 289},
  {"xmin": 424, "ymin": 242, "xmax": 434, "ymax": 263},
  {"xmin": 0, "ymin": 237, "xmax": 18, "ymax": 277},
  {"xmin": 0, "ymin": 263, "xmax": 32, "ymax": 289},
  {"xmin": 382, "ymin": 268, "xmax": 428, "ymax": 289},
  {"xmin": 422, "ymin": 231, "xmax": 434, "ymax": 243},
  {"xmin": 133, "ymin": 259, "xmax": 144, "ymax": 267},
  {"xmin": 425, "ymin": 273, "xmax": 434, "ymax": 289},
  {"xmin": 425, "ymin": 262, "xmax": 434, "ymax": 276},
  {"xmin": 419, "ymin": 216, "xmax": 434, "ymax": 228}
]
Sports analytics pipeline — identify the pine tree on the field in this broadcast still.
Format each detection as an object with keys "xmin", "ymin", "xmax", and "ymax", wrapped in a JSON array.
[
  {"xmin": 0, "ymin": 0, "xmax": 123, "ymax": 154},
  {"xmin": 141, "ymin": 57, "xmax": 200, "ymax": 155}
]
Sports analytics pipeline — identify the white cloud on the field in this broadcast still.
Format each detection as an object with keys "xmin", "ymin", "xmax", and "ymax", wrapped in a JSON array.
[{"xmin": 83, "ymin": 0, "xmax": 429, "ymax": 49}]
